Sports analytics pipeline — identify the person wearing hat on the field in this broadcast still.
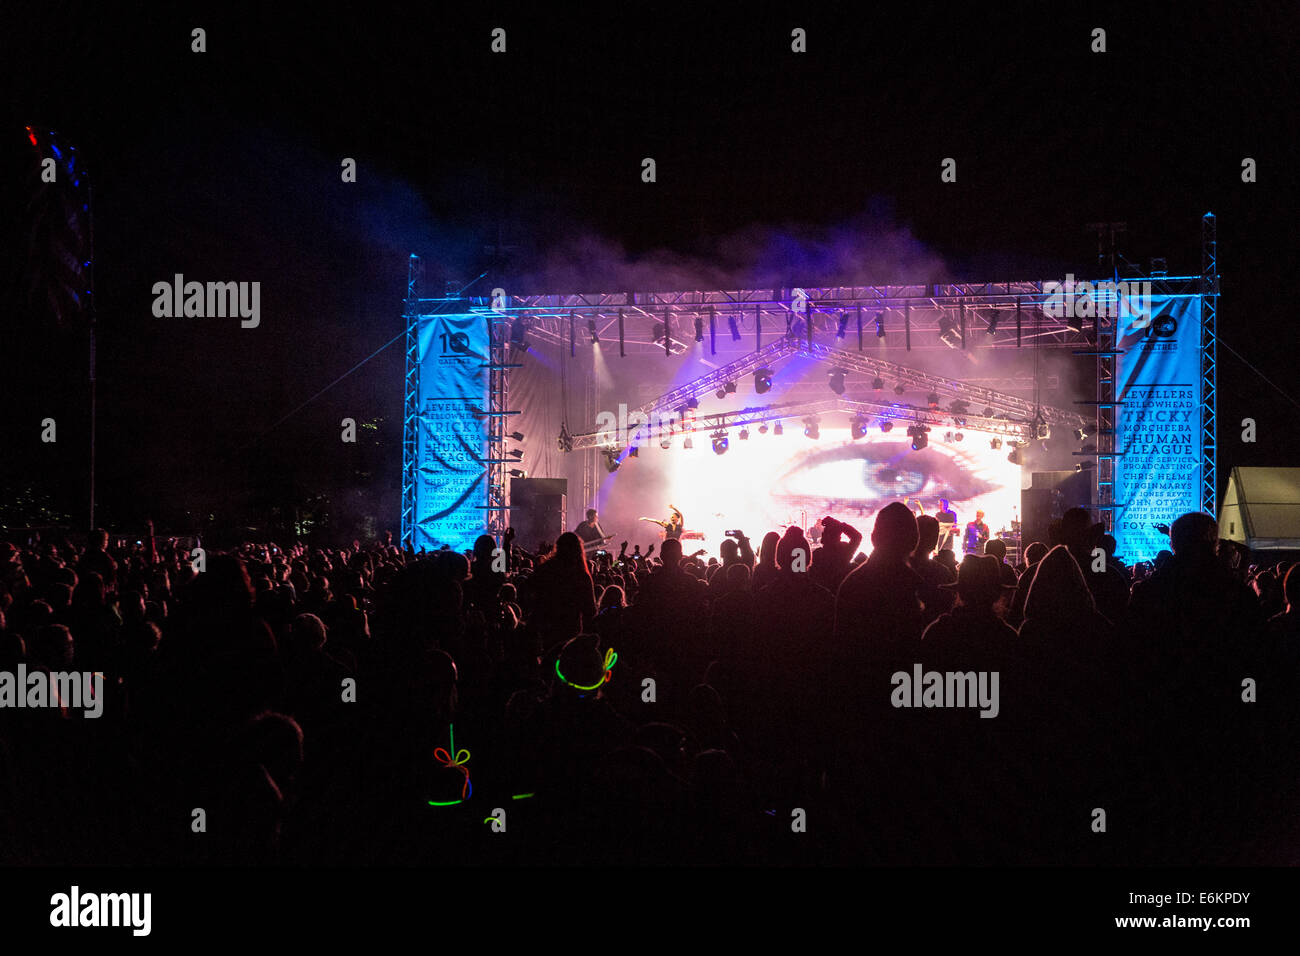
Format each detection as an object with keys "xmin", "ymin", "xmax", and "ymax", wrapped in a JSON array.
[
  {"xmin": 921, "ymin": 553, "xmax": 1018, "ymax": 662},
  {"xmin": 1057, "ymin": 507, "xmax": 1129, "ymax": 625}
]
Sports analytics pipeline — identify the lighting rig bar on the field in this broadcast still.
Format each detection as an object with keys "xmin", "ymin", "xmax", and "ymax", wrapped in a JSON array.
[
  {"xmin": 607, "ymin": 399, "xmax": 1038, "ymax": 450},
  {"xmin": 468, "ymin": 275, "xmax": 1202, "ymax": 353},
  {"xmin": 800, "ymin": 342, "xmax": 1090, "ymax": 429},
  {"xmin": 564, "ymin": 336, "xmax": 1087, "ymax": 451}
]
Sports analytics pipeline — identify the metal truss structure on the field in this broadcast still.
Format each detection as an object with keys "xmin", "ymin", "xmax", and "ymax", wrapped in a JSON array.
[
  {"xmin": 400, "ymin": 256, "xmax": 421, "ymax": 547},
  {"xmin": 400, "ymin": 260, "xmax": 522, "ymax": 548},
  {"xmin": 566, "ymin": 335, "xmax": 1091, "ymax": 450},
  {"xmin": 482, "ymin": 311, "xmax": 521, "ymax": 543},
  {"xmin": 1200, "ymin": 213, "xmax": 1219, "ymax": 516},
  {"xmin": 403, "ymin": 252, "xmax": 1217, "ymax": 543},
  {"xmin": 486, "ymin": 282, "xmax": 1129, "ymax": 355}
]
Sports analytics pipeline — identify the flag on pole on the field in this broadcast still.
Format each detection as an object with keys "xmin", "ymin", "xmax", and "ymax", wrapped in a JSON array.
[{"xmin": 23, "ymin": 126, "xmax": 91, "ymax": 327}]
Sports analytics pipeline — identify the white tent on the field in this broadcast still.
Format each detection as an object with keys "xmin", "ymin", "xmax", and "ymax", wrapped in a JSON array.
[{"xmin": 1219, "ymin": 467, "xmax": 1300, "ymax": 551}]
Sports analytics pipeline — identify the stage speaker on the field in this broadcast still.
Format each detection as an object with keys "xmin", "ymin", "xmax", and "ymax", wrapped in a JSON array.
[
  {"xmin": 1020, "ymin": 488, "xmax": 1060, "ymax": 552},
  {"xmin": 1021, "ymin": 470, "xmax": 1096, "ymax": 549},
  {"xmin": 510, "ymin": 478, "xmax": 567, "ymax": 551}
]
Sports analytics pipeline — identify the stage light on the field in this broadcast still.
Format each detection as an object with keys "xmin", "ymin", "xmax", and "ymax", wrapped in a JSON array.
[
  {"xmin": 954, "ymin": 432, "xmax": 964, "ymax": 442},
  {"xmin": 990, "ymin": 437, "xmax": 1003, "ymax": 450},
  {"xmin": 687, "ymin": 397, "xmax": 699, "ymax": 409},
  {"xmin": 509, "ymin": 448, "xmax": 523, "ymax": 459},
  {"xmin": 754, "ymin": 368, "xmax": 773, "ymax": 394},
  {"xmin": 728, "ymin": 317, "xmax": 741, "ymax": 341},
  {"xmin": 836, "ymin": 313, "xmax": 849, "ymax": 338},
  {"xmin": 738, "ymin": 427, "xmax": 749, "ymax": 440},
  {"xmin": 758, "ymin": 423, "xmax": 769, "ymax": 434},
  {"xmin": 986, "ymin": 312, "xmax": 999, "ymax": 334},
  {"xmin": 939, "ymin": 314, "xmax": 962, "ymax": 349},
  {"xmin": 1035, "ymin": 422, "xmax": 1051, "ymax": 440},
  {"xmin": 628, "ymin": 446, "xmax": 638, "ymax": 457},
  {"xmin": 872, "ymin": 376, "xmax": 884, "ymax": 390},
  {"xmin": 716, "ymin": 387, "xmax": 727, "ymax": 399},
  {"xmin": 908, "ymin": 425, "xmax": 930, "ymax": 451},
  {"xmin": 944, "ymin": 431, "xmax": 955, "ymax": 443},
  {"xmin": 875, "ymin": 312, "xmax": 886, "ymax": 338},
  {"xmin": 1074, "ymin": 427, "xmax": 1088, "ymax": 441},
  {"xmin": 694, "ymin": 316, "xmax": 704, "ymax": 342},
  {"xmin": 1007, "ymin": 444, "xmax": 1022, "ymax": 465},
  {"xmin": 880, "ymin": 420, "xmax": 894, "ymax": 433},
  {"xmin": 588, "ymin": 318, "xmax": 599, "ymax": 344},
  {"xmin": 803, "ymin": 418, "xmax": 820, "ymax": 440},
  {"xmin": 602, "ymin": 449, "xmax": 620, "ymax": 473},
  {"xmin": 850, "ymin": 418, "xmax": 868, "ymax": 440},
  {"xmin": 927, "ymin": 392, "xmax": 940, "ymax": 408},
  {"xmin": 509, "ymin": 317, "xmax": 530, "ymax": 352},
  {"xmin": 983, "ymin": 407, "xmax": 995, "ymax": 418},
  {"xmin": 828, "ymin": 370, "xmax": 846, "ymax": 395},
  {"xmin": 712, "ymin": 432, "xmax": 729, "ymax": 455},
  {"xmin": 724, "ymin": 381, "xmax": 737, "ymax": 394},
  {"xmin": 683, "ymin": 436, "xmax": 694, "ymax": 449},
  {"xmin": 773, "ymin": 422, "xmax": 784, "ymax": 436},
  {"xmin": 508, "ymin": 431, "xmax": 525, "ymax": 442},
  {"xmin": 660, "ymin": 436, "xmax": 671, "ymax": 450},
  {"xmin": 508, "ymin": 468, "xmax": 528, "ymax": 478},
  {"xmin": 894, "ymin": 383, "xmax": 907, "ymax": 396},
  {"xmin": 948, "ymin": 400, "xmax": 970, "ymax": 416}
]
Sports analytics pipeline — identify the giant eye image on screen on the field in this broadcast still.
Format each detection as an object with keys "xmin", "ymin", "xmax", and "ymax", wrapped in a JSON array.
[{"xmin": 604, "ymin": 425, "xmax": 1023, "ymax": 550}]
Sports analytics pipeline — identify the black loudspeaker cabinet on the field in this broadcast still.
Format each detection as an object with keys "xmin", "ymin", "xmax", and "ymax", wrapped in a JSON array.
[
  {"xmin": 1021, "ymin": 470, "xmax": 1095, "ymax": 550},
  {"xmin": 510, "ymin": 478, "xmax": 568, "ymax": 551}
]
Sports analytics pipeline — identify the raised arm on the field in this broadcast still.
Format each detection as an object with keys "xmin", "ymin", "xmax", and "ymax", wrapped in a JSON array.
[{"xmin": 840, "ymin": 519, "xmax": 863, "ymax": 554}]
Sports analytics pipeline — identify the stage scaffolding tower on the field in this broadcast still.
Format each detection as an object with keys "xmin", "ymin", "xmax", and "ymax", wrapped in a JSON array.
[
  {"xmin": 484, "ymin": 306, "xmax": 521, "ymax": 545},
  {"xmin": 1201, "ymin": 212, "xmax": 1218, "ymax": 517},
  {"xmin": 400, "ymin": 256, "xmax": 420, "ymax": 548}
]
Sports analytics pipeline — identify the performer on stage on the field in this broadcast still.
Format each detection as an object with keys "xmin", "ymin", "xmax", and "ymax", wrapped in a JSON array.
[
  {"xmin": 575, "ymin": 508, "xmax": 614, "ymax": 554},
  {"xmin": 963, "ymin": 509, "xmax": 990, "ymax": 555},
  {"xmin": 639, "ymin": 504, "xmax": 684, "ymax": 540},
  {"xmin": 935, "ymin": 498, "xmax": 959, "ymax": 551}
]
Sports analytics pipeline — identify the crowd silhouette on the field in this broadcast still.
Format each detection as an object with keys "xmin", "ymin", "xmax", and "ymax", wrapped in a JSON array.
[{"xmin": 0, "ymin": 504, "xmax": 1295, "ymax": 865}]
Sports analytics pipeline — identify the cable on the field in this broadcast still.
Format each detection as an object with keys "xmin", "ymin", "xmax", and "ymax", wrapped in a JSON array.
[
  {"xmin": 1217, "ymin": 336, "xmax": 1300, "ymax": 413},
  {"xmin": 238, "ymin": 328, "xmax": 406, "ymax": 453},
  {"xmin": 238, "ymin": 276, "xmax": 487, "ymax": 453}
]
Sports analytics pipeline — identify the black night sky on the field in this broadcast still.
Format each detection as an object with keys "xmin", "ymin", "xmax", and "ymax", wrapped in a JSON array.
[{"xmin": 3, "ymin": 3, "xmax": 1297, "ymax": 539}]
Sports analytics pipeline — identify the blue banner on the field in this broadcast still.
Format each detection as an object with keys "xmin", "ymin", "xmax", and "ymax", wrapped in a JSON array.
[
  {"xmin": 412, "ymin": 312, "xmax": 489, "ymax": 552},
  {"xmin": 1114, "ymin": 295, "xmax": 1202, "ymax": 563}
]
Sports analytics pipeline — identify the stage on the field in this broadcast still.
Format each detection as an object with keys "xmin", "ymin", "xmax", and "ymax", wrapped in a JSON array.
[{"xmin": 402, "ymin": 233, "xmax": 1218, "ymax": 564}]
